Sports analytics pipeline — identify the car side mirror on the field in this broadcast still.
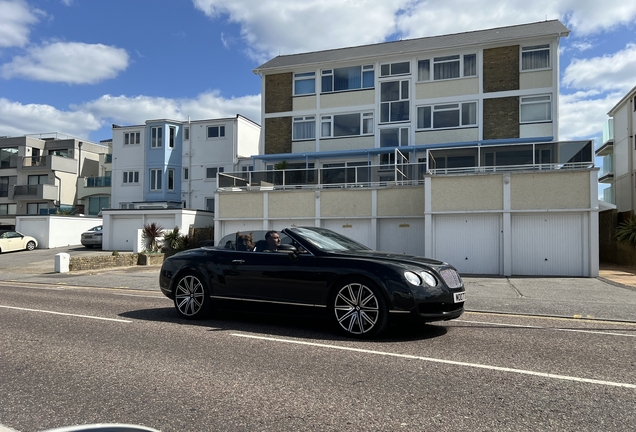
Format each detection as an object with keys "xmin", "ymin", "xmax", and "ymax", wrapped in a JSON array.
[{"xmin": 277, "ymin": 244, "xmax": 297, "ymax": 253}]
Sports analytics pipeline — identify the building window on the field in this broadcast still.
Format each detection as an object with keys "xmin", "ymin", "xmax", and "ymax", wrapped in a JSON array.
[
  {"xmin": 321, "ymin": 65, "xmax": 374, "ymax": 93},
  {"xmin": 0, "ymin": 147, "xmax": 18, "ymax": 168},
  {"xmin": 207, "ymin": 125, "xmax": 225, "ymax": 138},
  {"xmin": 184, "ymin": 127, "xmax": 189, "ymax": 140},
  {"xmin": 28, "ymin": 174, "xmax": 48, "ymax": 185},
  {"xmin": 520, "ymin": 95, "xmax": 552, "ymax": 123},
  {"xmin": 294, "ymin": 72, "xmax": 315, "ymax": 95},
  {"xmin": 380, "ymin": 127, "xmax": 409, "ymax": 147},
  {"xmin": 0, "ymin": 203, "xmax": 17, "ymax": 215},
  {"xmin": 380, "ymin": 80, "xmax": 409, "ymax": 123},
  {"xmin": 292, "ymin": 116, "xmax": 316, "ymax": 140},
  {"xmin": 150, "ymin": 168, "xmax": 162, "ymax": 191},
  {"xmin": 27, "ymin": 202, "xmax": 47, "ymax": 215},
  {"xmin": 206, "ymin": 198, "xmax": 215, "ymax": 212},
  {"xmin": 0, "ymin": 176, "xmax": 16, "ymax": 198},
  {"xmin": 380, "ymin": 61, "xmax": 410, "ymax": 77},
  {"xmin": 417, "ymin": 60, "xmax": 430, "ymax": 81},
  {"xmin": 417, "ymin": 101, "xmax": 477, "ymax": 129},
  {"xmin": 432, "ymin": 54, "xmax": 476, "ymax": 80},
  {"xmin": 123, "ymin": 171, "xmax": 139, "ymax": 184},
  {"xmin": 521, "ymin": 45, "xmax": 550, "ymax": 70},
  {"xmin": 169, "ymin": 126, "xmax": 175, "ymax": 148},
  {"xmin": 206, "ymin": 167, "xmax": 224, "ymax": 179},
  {"xmin": 151, "ymin": 126, "xmax": 163, "ymax": 148},
  {"xmin": 88, "ymin": 196, "xmax": 109, "ymax": 216},
  {"xmin": 321, "ymin": 112, "xmax": 374, "ymax": 138},
  {"xmin": 124, "ymin": 132, "xmax": 140, "ymax": 145},
  {"xmin": 168, "ymin": 169, "xmax": 175, "ymax": 191},
  {"xmin": 241, "ymin": 166, "xmax": 254, "ymax": 171},
  {"xmin": 183, "ymin": 168, "xmax": 189, "ymax": 180}
]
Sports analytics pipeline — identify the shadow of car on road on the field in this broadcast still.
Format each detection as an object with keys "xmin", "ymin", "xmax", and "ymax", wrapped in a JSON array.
[{"xmin": 119, "ymin": 303, "xmax": 449, "ymax": 343}]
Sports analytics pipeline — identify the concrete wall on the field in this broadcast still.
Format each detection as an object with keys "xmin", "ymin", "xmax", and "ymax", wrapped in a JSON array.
[{"xmin": 16, "ymin": 215, "xmax": 103, "ymax": 248}]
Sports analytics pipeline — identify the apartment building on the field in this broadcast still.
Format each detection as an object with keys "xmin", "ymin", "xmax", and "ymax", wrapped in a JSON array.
[
  {"xmin": 0, "ymin": 133, "xmax": 107, "ymax": 227},
  {"xmin": 250, "ymin": 19, "xmax": 591, "ymax": 174},
  {"xmin": 596, "ymin": 85, "xmax": 636, "ymax": 211},
  {"xmin": 110, "ymin": 115, "xmax": 260, "ymax": 212}
]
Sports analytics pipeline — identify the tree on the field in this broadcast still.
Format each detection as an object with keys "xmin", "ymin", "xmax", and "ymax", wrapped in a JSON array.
[{"xmin": 142, "ymin": 222, "xmax": 164, "ymax": 252}]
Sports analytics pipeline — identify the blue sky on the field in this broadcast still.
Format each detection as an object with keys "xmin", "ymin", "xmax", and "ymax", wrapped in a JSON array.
[{"xmin": 1, "ymin": 0, "xmax": 636, "ymax": 196}]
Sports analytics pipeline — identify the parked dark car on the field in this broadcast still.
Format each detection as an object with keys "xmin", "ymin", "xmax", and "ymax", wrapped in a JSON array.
[
  {"xmin": 81, "ymin": 225, "xmax": 103, "ymax": 248},
  {"xmin": 159, "ymin": 227, "xmax": 465, "ymax": 338}
]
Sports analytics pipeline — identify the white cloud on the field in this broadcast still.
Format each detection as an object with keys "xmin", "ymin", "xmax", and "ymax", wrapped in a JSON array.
[
  {"xmin": 0, "ymin": 0, "xmax": 42, "ymax": 48},
  {"xmin": 559, "ymin": 91, "xmax": 622, "ymax": 140},
  {"xmin": 0, "ymin": 98, "xmax": 102, "ymax": 138},
  {"xmin": 0, "ymin": 41, "xmax": 129, "ymax": 84},
  {"xmin": 192, "ymin": 0, "xmax": 636, "ymax": 61},
  {"xmin": 76, "ymin": 91, "xmax": 262, "ymax": 127},
  {"xmin": 563, "ymin": 43, "xmax": 636, "ymax": 93}
]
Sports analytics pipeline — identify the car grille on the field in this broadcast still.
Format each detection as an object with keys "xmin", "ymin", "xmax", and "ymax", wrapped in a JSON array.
[{"xmin": 439, "ymin": 268, "xmax": 462, "ymax": 288}]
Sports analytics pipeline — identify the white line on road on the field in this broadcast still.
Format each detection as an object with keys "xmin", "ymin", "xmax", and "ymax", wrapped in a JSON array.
[
  {"xmin": 457, "ymin": 319, "xmax": 636, "ymax": 337},
  {"xmin": 0, "ymin": 305, "xmax": 132, "ymax": 323},
  {"xmin": 231, "ymin": 333, "xmax": 636, "ymax": 389}
]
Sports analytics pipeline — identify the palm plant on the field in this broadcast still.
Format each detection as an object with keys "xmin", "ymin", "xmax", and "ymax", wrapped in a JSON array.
[
  {"xmin": 616, "ymin": 216, "xmax": 636, "ymax": 248},
  {"xmin": 142, "ymin": 222, "xmax": 164, "ymax": 252},
  {"xmin": 163, "ymin": 227, "xmax": 184, "ymax": 251}
]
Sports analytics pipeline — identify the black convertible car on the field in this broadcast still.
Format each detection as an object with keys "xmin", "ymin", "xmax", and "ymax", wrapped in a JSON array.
[{"xmin": 159, "ymin": 227, "xmax": 465, "ymax": 338}]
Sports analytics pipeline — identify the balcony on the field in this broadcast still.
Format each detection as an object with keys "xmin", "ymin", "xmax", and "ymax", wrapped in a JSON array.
[
  {"xmin": 598, "ymin": 155, "xmax": 614, "ymax": 183},
  {"xmin": 11, "ymin": 184, "xmax": 58, "ymax": 201},
  {"xmin": 219, "ymin": 141, "xmax": 595, "ymax": 191},
  {"xmin": 21, "ymin": 155, "xmax": 77, "ymax": 174},
  {"xmin": 77, "ymin": 176, "xmax": 111, "ymax": 201},
  {"xmin": 596, "ymin": 119, "xmax": 614, "ymax": 157}
]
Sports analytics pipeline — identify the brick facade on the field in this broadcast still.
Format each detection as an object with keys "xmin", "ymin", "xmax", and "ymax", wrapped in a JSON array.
[
  {"xmin": 483, "ymin": 46, "xmax": 519, "ymax": 93},
  {"xmin": 264, "ymin": 117, "xmax": 293, "ymax": 154},
  {"xmin": 265, "ymin": 73, "xmax": 293, "ymax": 114},
  {"xmin": 483, "ymin": 97, "xmax": 519, "ymax": 140}
]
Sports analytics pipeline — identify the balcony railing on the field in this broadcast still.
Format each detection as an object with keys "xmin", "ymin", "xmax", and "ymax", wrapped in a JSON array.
[
  {"xmin": 86, "ymin": 176, "xmax": 111, "ymax": 187},
  {"xmin": 219, "ymin": 141, "xmax": 595, "ymax": 191},
  {"xmin": 21, "ymin": 155, "xmax": 77, "ymax": 173},
  {"xmin": 12, "ymin": 183, "xmax": 58, "ymax": 200}
]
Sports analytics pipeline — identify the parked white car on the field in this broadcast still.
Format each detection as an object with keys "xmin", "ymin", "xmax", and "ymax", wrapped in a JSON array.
[{"xmin": 0, "ymin": 230, "xmax": 38, "ymax": 253}]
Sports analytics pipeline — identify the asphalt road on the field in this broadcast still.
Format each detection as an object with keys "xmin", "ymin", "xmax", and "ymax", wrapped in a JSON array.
[{"xmin": 1, "ymin": 281, "xmax": 635, "ymax": 432}]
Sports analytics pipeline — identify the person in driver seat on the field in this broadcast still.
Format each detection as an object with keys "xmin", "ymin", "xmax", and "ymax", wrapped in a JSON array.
[{"xmin": 255, "ymin": 230, "xmax": 280, "ymax": 252}]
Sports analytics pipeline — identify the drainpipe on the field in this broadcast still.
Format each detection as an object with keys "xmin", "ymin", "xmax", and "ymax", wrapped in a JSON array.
[{"xmin": 54, "ymin": 174, "xmax": 61, "ymax": 210}]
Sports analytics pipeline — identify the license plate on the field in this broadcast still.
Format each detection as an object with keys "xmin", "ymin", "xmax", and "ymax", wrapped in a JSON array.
[
  {"xmin": 453, "ymin": 291, "xmax": 466, "ymax": 303},
  {"xmin": 85, "ymin": 235, "xmax": 92, "ymax": 239}
]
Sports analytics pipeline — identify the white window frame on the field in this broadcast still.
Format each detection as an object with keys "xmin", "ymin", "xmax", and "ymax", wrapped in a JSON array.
[
  {"xmin": 380, "ymin": 80, "xmax": 410, "ymax": 123},
  {"xmin": 520, "ymin": 95, "xmax": 552, "ymax": 123},
  {"xmin": 321, "ymin": 112, "xmax": 374, "ymax": 138},
  {"xmin": 521, "ymin": 45, "xmax": 550, "ymax": 71},
  {"xmin": 321, "ymin": 65, "xmax": 374, "ymax": 93},
  {"xmin": 207, "ymin": 125, "xmax": 226, "ymax": 139},
  {"xmin": 380, "ymin": 61, "xmax": 410, "ymax": 77},
  {"xmin": 167, "ymin": 168, "xmax": 175, "ymax": 191},
  {"xmin": 416, "ymin": 101, "xmax": 478, "ymax": 130},
  {"xmin": 431, "ymin": 54, "xmax": 477, "ymax": 81},
  {"xmin": 122, "ymin": 171, "xmax": 139, "ymax": 184},
  {"xmin": 184, "ymin": 127, "xmax": 189, "ymax": 140},
  {"xmin": 169, "ymin": 126, "xmax": 176, "ymax": 148},
  {"xmin": 293, "ymin": 72, "xmax": 316, "ymax": 96},
  {"xmin": 206, "ymin": 166, "xmax": 224, "ymax": 180},
  {"xmin": 292, "ymin": 116, "xmax": 316, "ymax": 141},
  {"xmin": 149, "ymin": 168, "xmax": 162, "ymax": 191},
  {"xmin": 379, "ymin": 127, "xmax": 409, "ymax": 149},
  {"xmin": 150, "ymin": 126, "xmax": 163, "ymax": 148},
  {"xmin": 124, "ymin": 132, "xmax": 140, "ymax": 145}
]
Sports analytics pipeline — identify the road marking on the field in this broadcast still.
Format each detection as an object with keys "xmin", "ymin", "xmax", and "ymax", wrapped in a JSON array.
[
  {"xmin": 231, "ymin": 333, "xmax": 636, "ymax": 389},
  {"xmin": 0, "ymin": 305, "xmax": 131, "ymax": 323},
  {"xmin": 456, "ymin": 319, "xmax": 636, "ymax": 338}
]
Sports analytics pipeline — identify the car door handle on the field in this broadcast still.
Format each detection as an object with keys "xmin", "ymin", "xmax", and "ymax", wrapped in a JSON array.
[{"xmin": 231, "ymin": 260, "xmax": 245, "ymax": 264}]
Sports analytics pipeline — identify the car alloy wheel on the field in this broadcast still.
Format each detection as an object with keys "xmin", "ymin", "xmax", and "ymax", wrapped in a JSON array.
[
  {"xmin": 174, "ymin": 273, "xmax": 210, "ymax": 319},
  {"xmin": 333, "ymin": 280, "xmax": 387, "ymax": 338},
  {"xmin": 26, "ymin": 241, "xmax": 36, "ymax": 251}
]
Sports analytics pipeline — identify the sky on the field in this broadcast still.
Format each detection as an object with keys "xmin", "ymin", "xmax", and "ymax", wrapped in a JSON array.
[{"xmin": 1, "ymin": 0, "xmax": 636, "ymax": 196}]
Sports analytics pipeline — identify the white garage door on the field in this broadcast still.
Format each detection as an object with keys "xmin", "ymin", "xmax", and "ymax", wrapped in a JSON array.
[
  {"xmin": 512, "ymin": 213, "xmax": 585, "ymax": 276},
  {"xmin": 433, "ymin": 214, "xmax": 501, "ymax": 275},
  {"xmin": 378, "ymin": 218, "xmax": 425, "ymax": 256},
  {"xmin": 112, "ymin": 216, "xmax": 143, "ymax": 251},
  {"xmin": 322, "ymin": 219, "xmax": 371, "ymax": 248}
]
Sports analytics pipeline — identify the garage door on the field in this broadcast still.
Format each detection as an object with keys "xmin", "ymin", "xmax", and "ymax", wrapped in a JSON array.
[
  {"xmin": 112, "ymin": 216, "xmax": 143, "ymax": 251},
  {"xmin": 378, "ymin": 218, "xmax": 425, "ymax": 256},
  {"xmin": 512, "ymin": 214, "xmax": 585, "ymax": 276},
  {"xmin": 433, "ymin": 214, "xmax": 501, "ymax": 275},
  {"xmin": 322, "ymin": 219, "xmax": 371, "ymax": 248}
]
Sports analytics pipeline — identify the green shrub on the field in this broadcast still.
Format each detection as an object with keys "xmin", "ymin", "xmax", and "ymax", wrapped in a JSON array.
[{"xmin": 616, "ymin": 216, "xmax": 636, "ymax": 248}]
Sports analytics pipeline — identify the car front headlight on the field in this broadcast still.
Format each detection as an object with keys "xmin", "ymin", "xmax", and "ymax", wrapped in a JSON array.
[
  {"xmin": 419, "ymin": 271, "xmax": 437, "ymax": 287},
  {"xmin": 404, "ymin": 271, "xmax": 421, "ymax": 286}
]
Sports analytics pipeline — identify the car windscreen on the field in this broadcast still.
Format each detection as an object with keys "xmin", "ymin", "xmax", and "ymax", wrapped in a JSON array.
[{"xmin": 287, "ymin": 227, "xmax": 370, "ymax": 252}]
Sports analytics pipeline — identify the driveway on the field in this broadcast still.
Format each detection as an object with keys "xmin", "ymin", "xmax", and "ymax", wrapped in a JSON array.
[{"xmin": 0, "ymin": 245, "xmax": 115, "ymax": 274}]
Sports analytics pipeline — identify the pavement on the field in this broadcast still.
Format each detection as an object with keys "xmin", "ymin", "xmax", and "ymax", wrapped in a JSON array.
[{"xmin": 1, "ymin": 245, "xmax": 636, "ymax": 323}]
